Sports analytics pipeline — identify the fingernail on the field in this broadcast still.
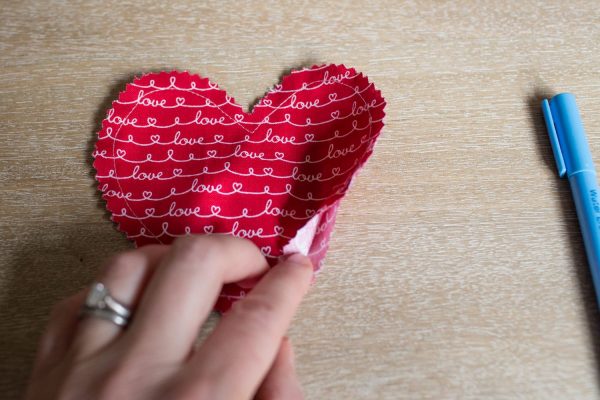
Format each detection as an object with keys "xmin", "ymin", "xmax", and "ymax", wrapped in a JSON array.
[{"xmin": 284, "ymin": 253, "xmax": 313, "ymax": 268}]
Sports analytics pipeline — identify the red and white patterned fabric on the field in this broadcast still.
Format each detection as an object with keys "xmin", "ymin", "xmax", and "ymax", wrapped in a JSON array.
[{"xmin": 93, "ymin": 64, "xmax": 385, "ymax": 312}]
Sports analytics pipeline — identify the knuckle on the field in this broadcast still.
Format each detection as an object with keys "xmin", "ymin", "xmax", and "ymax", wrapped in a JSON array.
[
  {"xmin": 173, "ymin": 235, "xmax": 229, "ymax": 264},
  {"xmin": 102, "ymin": 251, "xmax": 144, "ymax": 279},
  {"xmin": 174, "ymin": 235, "xmax": 212, "ymax": 254},
  {"xmin": 229, "ymin": 294, "xmax": 279, "ymax": 333}
]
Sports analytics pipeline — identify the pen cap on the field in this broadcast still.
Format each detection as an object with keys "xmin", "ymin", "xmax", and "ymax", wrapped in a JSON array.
[{"xmin": 547, "ymin": 93, "xmax": 595, "ymax": 177}]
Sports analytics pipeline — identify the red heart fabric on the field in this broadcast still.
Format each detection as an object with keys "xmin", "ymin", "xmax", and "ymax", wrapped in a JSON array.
[{"xmin": 93, "ymin": 64, "xmax": 385, "ymax": 312}]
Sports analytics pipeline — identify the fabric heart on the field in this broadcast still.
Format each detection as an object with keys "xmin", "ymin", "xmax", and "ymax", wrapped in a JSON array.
[{"xmin": 93, "ymin": 64, "xmax": 385, "ymax": 312}]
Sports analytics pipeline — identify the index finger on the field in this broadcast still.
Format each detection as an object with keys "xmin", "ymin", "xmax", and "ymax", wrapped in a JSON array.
[
  {"xmin": 173, "ymin": 253, "xmax": 313, "ymax": 399},
  {"xmin": 122, "ymin": 235, "xmax": 269, "ymax": 364}
]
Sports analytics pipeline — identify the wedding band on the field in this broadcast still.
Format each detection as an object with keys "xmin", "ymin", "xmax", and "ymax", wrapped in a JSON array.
[{"xmin": 80, "ymin": 282, "xmax": 132, "ymax": 327}]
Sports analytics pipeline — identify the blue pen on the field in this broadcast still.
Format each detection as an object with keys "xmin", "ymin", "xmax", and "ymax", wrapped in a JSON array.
[{"xmin": 542, "ymin": 93, "xmax": 600, "ymax": 305}]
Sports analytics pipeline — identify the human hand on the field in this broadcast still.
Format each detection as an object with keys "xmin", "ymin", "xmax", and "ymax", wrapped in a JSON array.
[{"xmin": 25, "ymin": 235, "xmax": 313, "ymax": 400}]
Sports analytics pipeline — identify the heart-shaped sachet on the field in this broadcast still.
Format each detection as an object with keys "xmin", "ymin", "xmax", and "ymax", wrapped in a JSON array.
[{"xmin": 93, "ymin": 64, "xmax": 385, "ymax": 311}]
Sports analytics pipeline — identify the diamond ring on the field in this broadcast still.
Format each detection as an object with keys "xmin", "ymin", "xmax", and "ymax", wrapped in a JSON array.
[{"xmin": 80, "ymin": 282, "xmax": 131, "ymax": 327}]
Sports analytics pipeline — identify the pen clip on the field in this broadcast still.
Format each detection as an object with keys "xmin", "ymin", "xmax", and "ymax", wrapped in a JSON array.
[{"xmin": 542, "ymin": 99, "xmax": 567, "ymax": 178}]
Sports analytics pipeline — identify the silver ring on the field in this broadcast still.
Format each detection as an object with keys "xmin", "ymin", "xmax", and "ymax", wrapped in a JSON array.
[{"xmin": 81, "ymin": 282, "xmax": 131, "ymax": 327}]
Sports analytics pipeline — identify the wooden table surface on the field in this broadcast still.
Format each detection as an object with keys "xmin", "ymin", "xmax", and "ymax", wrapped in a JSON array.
[{"xmin": 2, "ymin": 1, "xmax": 600, "ymax": 398}]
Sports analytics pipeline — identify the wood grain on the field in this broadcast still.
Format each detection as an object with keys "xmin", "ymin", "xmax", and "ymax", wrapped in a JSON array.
[{"xmin": 2, "ymin": 1, "xmax": 600, "ymax": 398}]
